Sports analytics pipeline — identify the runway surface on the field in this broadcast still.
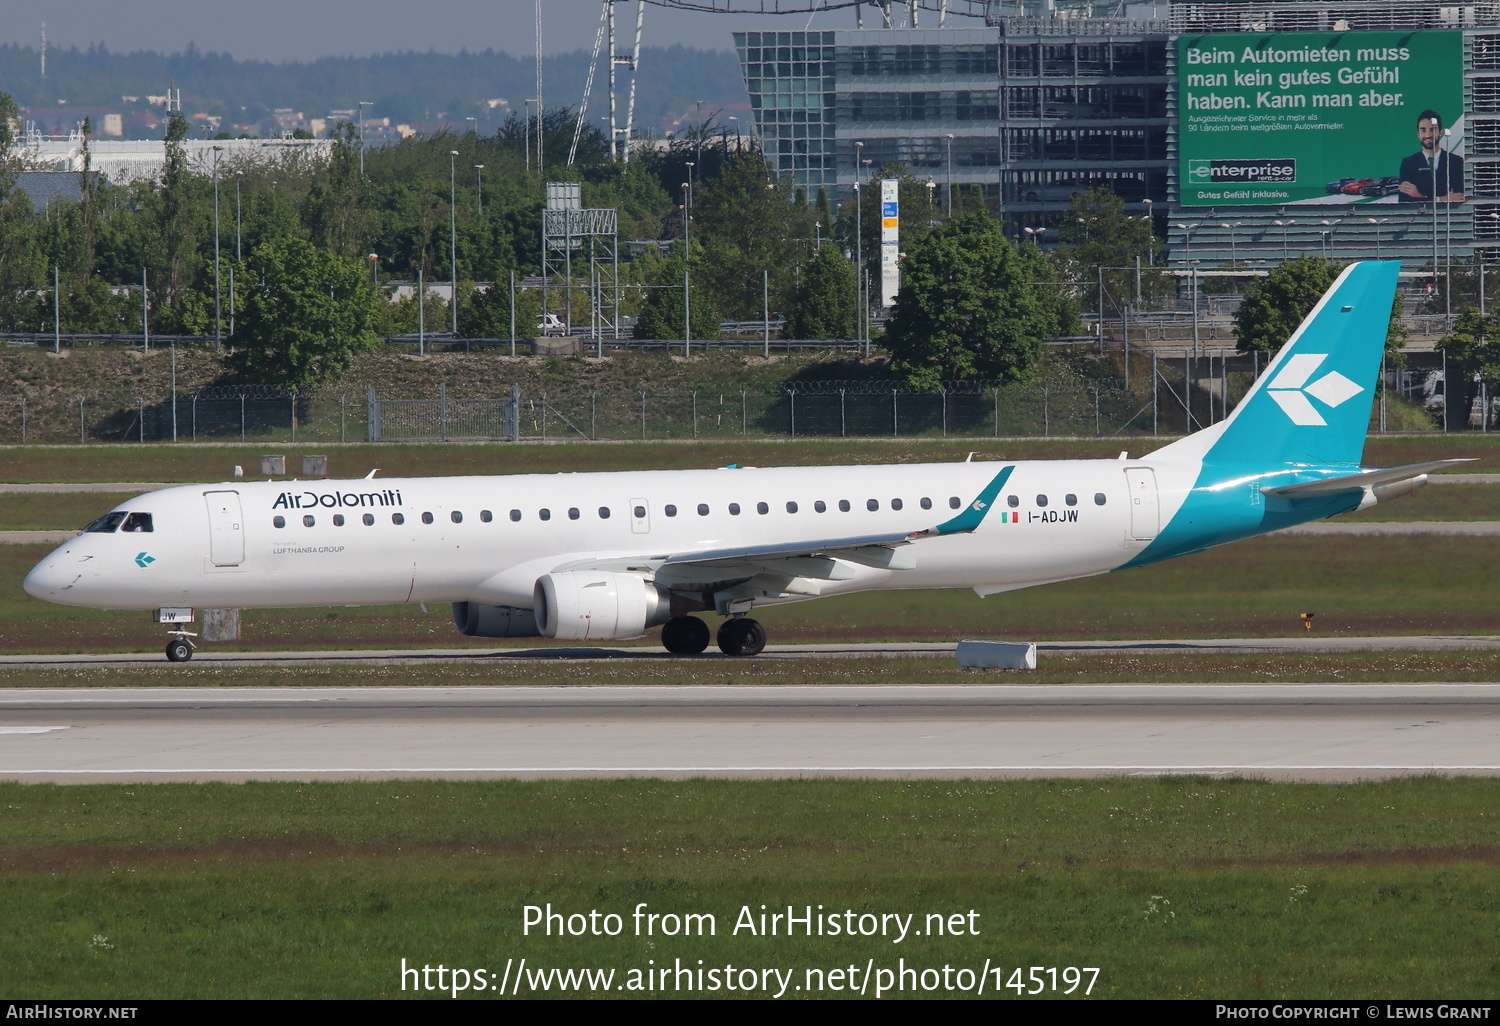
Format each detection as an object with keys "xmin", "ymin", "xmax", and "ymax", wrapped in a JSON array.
[
  {"xmin": 2, "ymin": 683, "xmax": 1498, "ymax": 783},
  {"xmin": 4, "ymin": 634, "xmax": 1500, "ymax": 667}
]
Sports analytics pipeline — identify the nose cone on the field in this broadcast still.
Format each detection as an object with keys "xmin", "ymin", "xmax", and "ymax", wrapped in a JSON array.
[{"xmin": 23, "ymin": 553, "xmax": 78, "ymax": 603}]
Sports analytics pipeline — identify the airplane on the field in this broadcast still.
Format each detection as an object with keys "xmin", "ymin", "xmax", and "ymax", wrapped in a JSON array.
[{"xmin": 23, "ymin": 260, "xmax": 1466, "ymax": 662}]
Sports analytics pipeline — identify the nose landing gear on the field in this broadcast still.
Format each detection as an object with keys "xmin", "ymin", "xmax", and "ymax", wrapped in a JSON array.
[{"xmin": 165, "ymin": 633, "xmax": 196, "ymax": 662}]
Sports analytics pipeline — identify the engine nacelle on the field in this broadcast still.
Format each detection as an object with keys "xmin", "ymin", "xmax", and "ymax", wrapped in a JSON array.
[
  {"xmin": 533, "ymin": 572, "xmax": 670, "ymax": 641},
  {"xmin": 451, "ymin": 602, "xmax": 541, "ymax": 638}
]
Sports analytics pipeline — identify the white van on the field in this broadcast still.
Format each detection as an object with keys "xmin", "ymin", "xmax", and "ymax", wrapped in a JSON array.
[{"xmin": 537, "ymin": 313, "xmax": 568, "ymax": 336}]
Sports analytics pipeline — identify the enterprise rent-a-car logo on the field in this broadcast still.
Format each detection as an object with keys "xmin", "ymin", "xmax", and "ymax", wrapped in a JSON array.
[{"xmin": 1187, "ymin": 158, "xmax": 1297, "ymax": 183}]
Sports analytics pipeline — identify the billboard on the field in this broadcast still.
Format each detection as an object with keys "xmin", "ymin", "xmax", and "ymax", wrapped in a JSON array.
[{"xmin": 1177, "ymin": 31, "xmax": 1464, "ymax": 207}]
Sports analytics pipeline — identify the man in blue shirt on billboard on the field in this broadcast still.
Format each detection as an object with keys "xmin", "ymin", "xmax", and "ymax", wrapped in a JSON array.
[{"xmin": 1399, "ymin": 109, "xmax": 1465, "ymax": 203}]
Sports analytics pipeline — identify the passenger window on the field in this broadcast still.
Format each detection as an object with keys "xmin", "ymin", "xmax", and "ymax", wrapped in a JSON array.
[
  {"xmin": 451, "ymin": 511, "xmax": 463, "ymax": 524},
  {"xmin": 867, "ymin": 499, "xmax": 879, "ymax": 511},
  {"xmin": 1036, "ymin": 495, "xmax": 1048, "ymax": 508},
  {"xmin": 85, "ymin": 512, "xmax": 127, "ymax": 533},
  {"xmin": 729, "ymin": 502, "xmax": 741, "ymax": 515},
  {"xmin": 480, "ymin": 510, "xmax": 493, "ymax": 523},
  {"xmin": 598, "ymin": 507, "xmax": 611, "ymax": 519},
  {"xmin": 392, "ymin": 513, "xmax": 405, "ymax": 525},
  {"xmin": 665, "ymin": 504, "xmax": 678, "ymax": 517},
  {"xmin": 1094, "ymin": 492, "xmax": 1107, "ymax": 505},
  {"xmin": 121, "ymin": 512, "xmax": 154, "ymax": 533},
  {"xmin": 786, "ymin": 501, "xmax": 798, "ymax": 513},
  {"xmin": 633, "ymin": 506, "xmax": 646, "ymax": 519},
  {"xmin": 920, "ymin": 497, "xmax": 932, "ymax": 510},
  {"xmin": 303, "ymin": 515, "xmax": 316, "ymax": 527},
  {"xmin": 949, "ymin": 496, "xmax": 961, "ymax": 509},
  {"xmin": 568, "ymin": 507, "xmax": 581, "ymax": 520},
  {"xmin": 539, "ymin": 509, "xmax": 551, "ymax": 521},
  {"xmin": 509, "ymin": 509, "xmax": 522, "ymax": 522},
  {"xmin": 757, "ymin": 502, "xmax": 769, "ymax": 515},
  {"xmin": 1007, "ymin": 494, "xmax": 1019, "ymax": 508},
  {"xmin": 698, "ymin": 503, "xmax": 710, "ymax": 516},
  {"xmin": 273, "ymin": 516, "xmax": 286, "ymax": 529},
  {"xmin": 363, "ymin": 513, "xmax": 375, "ymax": 526},
  {"xmin": 815, "ymin": 500, "xmax": 827, "ymax": 513},
  {"xmin": 333, "ymin": 514, "xmax": 345, "ymax": 527},
  {"xmin": 891, "ymin": 498, "xmax": 903, "ymax": 511},
  {"xmin": 1065, "ymin": 494, "xmax": 1077, "ymax": 507},
  {"xmin": 838, "ymin": 499, "xmax": 851, "ymax": 512},
  {"xmin": 421, "ymin": 512, "xmax": 434, "ymax": 524}
]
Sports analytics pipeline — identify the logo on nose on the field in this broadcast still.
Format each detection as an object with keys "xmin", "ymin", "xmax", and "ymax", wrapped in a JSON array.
[{"xmin": 134, "ymin": 552, "xmax": 155, "ymax": 568}]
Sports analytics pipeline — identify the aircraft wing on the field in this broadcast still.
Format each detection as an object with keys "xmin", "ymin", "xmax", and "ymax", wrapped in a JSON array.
[
  {"xmin": 553, "ymin": 464, "xmax": 1016, "ymax": 586},
  {"xmin": 1260, "ymin": 459, "xmax": 1475, "ymax": 498}
]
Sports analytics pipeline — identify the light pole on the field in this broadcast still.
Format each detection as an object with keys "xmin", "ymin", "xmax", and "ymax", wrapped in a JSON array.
[
  {"xmin": 682, "ymin": 180, "xmax": 692, "ymax": 355},
  {"xmin": 466, "ymin": 116, "xmax": 477, "ymax": 137},
  {"xmin": 1023, "ymin": 226, "xmax": 1047, "ymax": 247},
  {"xmin": 1320, "ymin": 219, "xmax": 1342, "ymax": 260},
  {"xmin": 1174, "ymin": 223, "xmax": 1198, "ymax": 259},
  {"xmin": 1273, "ymin": 219, "xmax": 1296, "ymax": 261},
  {"xmin": 368, "ymin": 253, "xmax": 378, "ymax": 285},
  {"xmin": 357, "ymin": 101, "xmax": 372, "ymax": 176},
  {"xmin": 475, "ymin": 164, "xmax": 484, "ymax": 216},
  {"xmin": 449, "ymin": 149, "xmax": 459, "ymax": 335},
  {"xmin": 212, "ymin": 146, "xmax": 222, "ymax": 349},
  {"xmin": 728, "ymin": 116, "xmax": 739, "ymax": 151},
  {"xmin": 858, "ymin": 176, "xmax": 870, "ymax": 352},
  {"xmin": 944, "ymin": 134, "xmax": 955, "ymax": 217},
  {"xmin": 234, "ymin": 171, "xmax": 243, "ymax": 261},
  {"xmin": 1220, "ymin": 222, "xmax": 1238, "ymax": 265},
  {"xmin": 1368, "ymin": 217, "xmax": 1389, "ymax": 259}
]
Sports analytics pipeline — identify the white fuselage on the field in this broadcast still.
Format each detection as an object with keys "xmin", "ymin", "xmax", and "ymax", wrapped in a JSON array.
[{"xmin": 22, "ymin": 458, "xmax": 1198, "ymax": 614}]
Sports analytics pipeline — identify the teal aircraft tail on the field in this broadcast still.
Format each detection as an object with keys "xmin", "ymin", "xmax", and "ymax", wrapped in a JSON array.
[{"xmin": 1151, "ymin": 260, "xmax": 1400, "ymax": 469}]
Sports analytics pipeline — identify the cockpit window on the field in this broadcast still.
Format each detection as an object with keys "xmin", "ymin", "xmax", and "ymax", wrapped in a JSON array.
[
  {"xmin": 121, "ymin": 512, "xmax": 154, "ymax": 533},
  {"xmin": 85, "ymin": 512, "xmax": 127, "ymax": 533}
]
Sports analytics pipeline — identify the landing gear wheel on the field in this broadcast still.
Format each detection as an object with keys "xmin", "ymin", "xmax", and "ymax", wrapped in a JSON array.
[
  {"xmin": 716, "ymin": 617, "xmax": 767, "ymax": 657},
  {"xmin": 165, "ymin": 638, "xmax": 195, "ymax": 663},
  {"xmin": 661, "ymin": 616, "xmax": 711, "ymax": 655}
]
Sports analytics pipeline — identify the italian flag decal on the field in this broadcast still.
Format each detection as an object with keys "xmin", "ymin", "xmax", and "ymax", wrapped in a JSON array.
[{"xmin": 1002, "ymin": 511, "xmax": 1019, "ymax": 523}]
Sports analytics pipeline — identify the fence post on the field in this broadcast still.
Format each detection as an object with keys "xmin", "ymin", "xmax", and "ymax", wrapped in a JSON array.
[
  {"xmin": 508, "ymin": 383, "xmax": 520, "ymax": 442},
  {"xmin": 240, "ymin": 394, "xmax": 246, "ymax": 442},
  {"xmin": 941, "ymin": 390, "xmax": 947, "ymax": 437},
  {"xmin": 590, "ymin": 391, "xmax": 597, "ymax": 440},
  {"xmin": 692, "ymin": 390, "xmax": 698, "ymax": 440},
  {"xmin": 741, "ymin": 390, "xmax": 747, "ymax": 435},
  {"xmin": 20, "ymin": 396, "xmax": 25, "ymax": 445},
  {"xmin": 192, "ymin": 394, "xmax": 198, "ymax": 442},
  {"xmin": 1152, "ymin": 351, "xmax": 1158, "ymax": 435},
  {"xmin": 790, "ymin": 391, "xmax": 796, "ymax": 438},
  {"xmin": 439, "ymin": 382, "xmax": 448, "ymax": 443},
  {"xmin": 993, "ymin": 388, "xmax": 999, "ymax": 438},
  {"xmin": 1043, "ymin": 386, "xmax": 1049, "ymax": 437},
  {"xmin": 840, "ymin": 389, "xmax": 846, "ymax": 437},
  {"xmin": 1094, "ymin": 388, "xmax": 1100, "ymax": 436},
  {"xmin": 640, "ymin": 391, "xmax": 647, "ymax": 440},
  {"xmin": 541, "ymin": 390, "xmax": 547, "ymax": 440},
  {"xmin": 78, "ymin": 396, "xmax": 85, "ymax": 443},
  {"xmin": 291, "ymin": 395, "xmax": 297, "ymax": 443},
  {"xmin": 340, "ymin": 394, "xmax": 346, "ymax": 444},
  {"xmin": 892, "ymin": 388, "xmax": 898, "ymax": 437},
  {"xmin": 139, "ymin": 398, "xmax": 145, "ymax": 443}
]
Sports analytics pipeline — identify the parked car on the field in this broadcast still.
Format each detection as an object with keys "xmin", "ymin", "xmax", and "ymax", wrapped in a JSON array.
[{"xmin": 537, "ymin": 313, "xmax": 568, "ymax": 337}]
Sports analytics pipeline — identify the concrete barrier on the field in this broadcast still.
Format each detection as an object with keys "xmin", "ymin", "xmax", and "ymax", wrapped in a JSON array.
[{"xmin": 955, "ymin": 640, "xmax": 1036, "ymax": 670}]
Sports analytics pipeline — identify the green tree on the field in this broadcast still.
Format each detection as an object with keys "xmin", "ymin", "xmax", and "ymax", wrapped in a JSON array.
[
  {"xmin": 1232, "ymin": 256, "xmax": 1341, "ymax": 354},
  {"xmin": 783, "ymin": 245, "xmax": 856, "ymax": 340},
  {"xmin": 229, "ymin": 236, "xmax": 383, "ymax": 387},
  {"xmin": 631, "ymin": 244, "xmax": 721, "ymax": 341},
  {"xmin": 1054, "ymin": 186, "xmax": 1168, "ymax": 314},
  {"xmin": 884, "ymin": 213, "xmax": 1065, "ymax": 389},
  {"xmin": 1438, "ymin": 308, "xmax": 1500, "ymax": 427},
  {"xmin": 457, "ymin": 278, "xmax": 541, "ymax": 339}
]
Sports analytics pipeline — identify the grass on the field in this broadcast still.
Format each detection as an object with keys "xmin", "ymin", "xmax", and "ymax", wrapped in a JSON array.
[
  {"xmin": 4, "ymin": 651, "xmax": 1500, "ymax": 688},
  {"xmin": 0, "ymin": 433, "xmax": 1495, "ymax": 485},
  {"xmin": 2, "ymin": 777, "xmax": 1498, "ymax": 998},
  {"xmin": 4, "ymin": 534, "xmax": 1498, "ymax": 654}
]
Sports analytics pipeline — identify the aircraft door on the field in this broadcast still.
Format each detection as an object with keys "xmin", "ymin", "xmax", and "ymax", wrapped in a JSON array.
[
  {"xmin": 1124, "ymin": 468, "xmax": 1159, "ymax": 542},
  {"xmin": 204, "ymin": 490, "xmax": 245, "ymax": 566},
  {"xmin": 630, "ymin": 498, "xmax": 651, "ymax": 534}
]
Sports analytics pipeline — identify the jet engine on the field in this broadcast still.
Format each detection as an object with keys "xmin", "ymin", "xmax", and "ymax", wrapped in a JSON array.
[
  {"xmin": 533, "ymin": 571, "xmax": 671, "ymax": 641},
  {"xmin": 451, "ymin": 602, "xmax": 541, "ymax": 638}
]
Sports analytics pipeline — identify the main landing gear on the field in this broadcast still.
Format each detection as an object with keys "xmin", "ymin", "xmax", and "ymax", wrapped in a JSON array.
[{"xmin": 659, "ymin": 615, "xmax": 767, "ymax": 657}]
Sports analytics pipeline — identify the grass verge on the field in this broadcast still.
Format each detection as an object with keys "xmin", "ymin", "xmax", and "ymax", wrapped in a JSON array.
[{"xmin": 2, "ymin": 777, "xmax": 1498, "ymax": 999}]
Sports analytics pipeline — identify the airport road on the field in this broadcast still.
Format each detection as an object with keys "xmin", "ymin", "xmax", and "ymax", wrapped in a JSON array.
[
  {"xmin": 2, "ymin": 635, "xmax": 1500, "ymax": 668},
  {"xmin": 0, "ymin": 683, "xmax": 1496, "ymax": 783}
]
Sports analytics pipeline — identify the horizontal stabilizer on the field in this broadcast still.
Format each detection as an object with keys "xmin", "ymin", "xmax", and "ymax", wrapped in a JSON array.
[{"xmin": 1260, "ymin": 459, "xmax": 1476, "ymax": 498}]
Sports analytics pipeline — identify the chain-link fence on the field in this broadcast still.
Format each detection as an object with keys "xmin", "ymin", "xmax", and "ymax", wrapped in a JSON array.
[{"xmin": 2, "ymin": 349, "xmax": 1460, "ymax": 445}]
